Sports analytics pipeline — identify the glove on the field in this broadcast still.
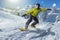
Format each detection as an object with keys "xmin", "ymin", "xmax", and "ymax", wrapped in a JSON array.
[
  {"xmin": 47, "ymin": 9, "xmax": 51, "ymax": 10},
  {"xmin": 22, "ymin": 14, "xmax": 29, "ymax": 19},
  {"xmin": 22, "ymin": 14, "xmax": 27, "ymax": 17}
]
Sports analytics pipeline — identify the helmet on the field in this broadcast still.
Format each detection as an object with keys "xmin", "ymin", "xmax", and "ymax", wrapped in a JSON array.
[{"xmin": 36, "ymin": 3, "xmax": 40, "ymax": 7}]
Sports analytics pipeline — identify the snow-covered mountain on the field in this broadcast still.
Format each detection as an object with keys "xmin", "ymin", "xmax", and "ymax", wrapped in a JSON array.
[{"xmin": 0, "ymin": 6, "xmax": 60, "ymax": 40}]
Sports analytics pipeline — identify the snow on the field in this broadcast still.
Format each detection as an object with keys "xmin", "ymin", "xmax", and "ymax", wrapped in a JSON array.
[
  {"xmin": 0, "ymin": 7, "xmax": 60, "ymax": 40},
  {"xmin": 0, "ymin": 10, "xmax": 26, "ymax": 31}
]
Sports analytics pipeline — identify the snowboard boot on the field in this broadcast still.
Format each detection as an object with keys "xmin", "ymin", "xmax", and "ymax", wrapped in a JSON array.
[{"xmin": 31, "ymin": 25, "xmax": 36, "ymax": 28}]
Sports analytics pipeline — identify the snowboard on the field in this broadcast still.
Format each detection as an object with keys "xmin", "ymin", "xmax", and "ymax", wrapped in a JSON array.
[
  {"xmin": 19, "ymin": 26, "xmax": 39, "ymax": 31},
  {"xmin": 19, "ymin": 28, "xmax": 27, "ymax": 31}
]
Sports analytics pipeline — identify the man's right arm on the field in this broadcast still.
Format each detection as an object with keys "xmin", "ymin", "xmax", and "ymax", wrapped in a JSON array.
[
  {"xmin": 22, "ymin": 8, "xmax": 34, "ymax": 17},
  {"xmin": 26, "ymin": 8, "xmax": 34, "ymax": 15}
]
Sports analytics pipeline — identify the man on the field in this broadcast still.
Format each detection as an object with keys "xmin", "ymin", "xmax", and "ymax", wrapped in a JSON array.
[{"xmin": 21, "ymin": 3, "xmax": 51, "ymax": 30}]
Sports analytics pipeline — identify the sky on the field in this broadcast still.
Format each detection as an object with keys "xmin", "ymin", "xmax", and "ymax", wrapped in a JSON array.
[{"xmin": 0, "ymin": 0, "xmax": 60, "ymax": 9}]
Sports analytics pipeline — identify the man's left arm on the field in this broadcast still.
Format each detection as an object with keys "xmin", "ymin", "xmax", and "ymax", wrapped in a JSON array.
[{"xmin": 41, "ymin": 8, "xmax": 51, "ymax": 12}]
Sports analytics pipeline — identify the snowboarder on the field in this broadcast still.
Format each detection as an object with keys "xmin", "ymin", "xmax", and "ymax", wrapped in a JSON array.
[{"xmin": 21, "ymin": 3, "xmax": 51, "ymax": 31}]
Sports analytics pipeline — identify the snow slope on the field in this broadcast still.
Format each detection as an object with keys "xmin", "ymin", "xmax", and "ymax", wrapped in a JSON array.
[
  {"xmin": 0, "ymin": 8, "xmax": 60, "ymax": 40},
  {"xmin": 0, "ymin": 10, "xmax": 26, "ymax": 31}
]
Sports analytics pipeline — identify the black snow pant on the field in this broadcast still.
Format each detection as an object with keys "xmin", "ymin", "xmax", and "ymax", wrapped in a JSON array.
[{"xmin": 25, "ymin": 15, "xmax": 39, "ymax": 29}]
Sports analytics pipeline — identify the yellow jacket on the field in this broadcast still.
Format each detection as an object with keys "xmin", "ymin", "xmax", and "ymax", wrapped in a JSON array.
[{"xmin": 26, "ymin": 8, "xmax": 47, "ymax": 17}]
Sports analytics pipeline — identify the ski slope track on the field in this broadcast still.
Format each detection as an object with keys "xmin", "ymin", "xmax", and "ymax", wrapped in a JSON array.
[{"xmin": 0, "ymin": 9, "xmax": 60, "ymax": 40}]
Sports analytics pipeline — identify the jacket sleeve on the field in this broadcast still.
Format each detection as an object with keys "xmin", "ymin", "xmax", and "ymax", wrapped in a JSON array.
[
  {"xmin": 26, "ymin": 8, "xmax": 34, "ymax": 15},
  {"xmin": 41, "ymin": 8, "xmax": 47, "ymax": 12}
]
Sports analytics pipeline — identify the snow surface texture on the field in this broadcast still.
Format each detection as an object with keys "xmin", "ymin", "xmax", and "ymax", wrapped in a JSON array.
[{"xmin": 0, "ymin": 8, "xmax": 60, "ymax": 40}]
